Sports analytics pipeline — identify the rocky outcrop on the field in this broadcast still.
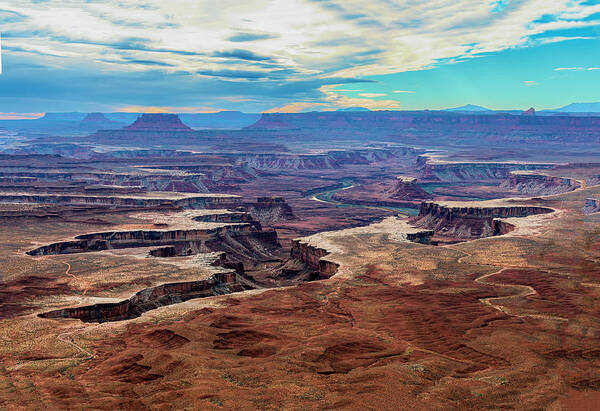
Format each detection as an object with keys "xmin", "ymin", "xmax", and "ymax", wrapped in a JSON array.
[
  {"xmin": 231, "ymin": 153, "xmax": 340, "ymax": 169},
  {"xmin": 26, "ymin": 223, "xmax": 276, "ymax": 256},
  {"xmin": 0, "ymin": 193, "xmax": 240, "ymax": 210},
  {"xmin": 412, "ymin": 201, "xmax": 553, "ymax": 239},
  {"xmin": 290, "ymin": 240, "xmax": 339, "ymax": 279},
  {"xmin": 39, "ymin": 271, "xmax": 242, "ymax": 323},
  {"xmin": 582, "ymin": 198, "xmax": 600, "ymax": 214},
  {"xmin": 247, "ymin": 111, "xmax": 600, "ymax": 144},
  {"xmin": 500, "ymin": 172, "xmax": 580, "ymax": 195},
  {"xmin": 124, "ymin": 114, "xmax": 193, "ymax": 131},
  {"xmin": 0, "ymin": 166, "xmax": 256, "ymax": 193},
  {"xmin": 242, "ymin": 197, "xmax": 296, "ymax": 225},
  {"xmin": 386, "ymin": 176, "xmax": 432, "ymax": 200},
  {"xmin": 326, "ymin": 147, "xmax": 422, "ymax": 164},
  {"xmin": 419, "ymin": 159, "xmax": 555, "ymax": 182},
  {"xmin": 193, "ymin": 211, "xmax": 261, "ymax": 228},
  {"xmin": 82, "ymin": 112, "xmax": 110, "ymax": 123}
]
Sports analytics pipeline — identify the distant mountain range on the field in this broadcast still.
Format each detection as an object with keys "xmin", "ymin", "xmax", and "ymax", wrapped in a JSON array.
[
  {"xmin": 445, "ymin": 104, "xmax": 492, "ymax": 112},
  {"xmin": 550, "ymin": 102, "xmax": 600, "ymax": 113},
  {"xmin": 445, "ymin": 102, "xmax": 600, "ymax": 114},
  {"xmin": 337, "ymin": 107, "xmax": 371, "ymax": 112}
]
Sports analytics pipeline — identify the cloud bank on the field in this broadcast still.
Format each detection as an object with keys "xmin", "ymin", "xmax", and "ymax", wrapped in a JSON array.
[{"xmin": 0, "ymin": 0, "xmax": 599, "ymax": 112}]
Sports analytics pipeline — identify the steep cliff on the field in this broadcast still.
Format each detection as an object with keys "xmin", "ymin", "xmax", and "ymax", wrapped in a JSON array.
[
  {"xmin": 124, "ymin": 113, "xmax": 193, "ymax": 131},
  {"xmin": 39, "ymin": 271, "xmax": 241, "ymax": 322},
  {"xmin": 500, "ymin": 172, "xmax": 580, "ymax": 195},
  {"xmin": 386, "ymin": 176, "xmax": 432, "ymax": 200},
  {"xmin": 419, "ymin": 159, "xmax": 555, "ymax": 182},
  {"xmin": 582, "ymin": 198, "xmax": 600, "ymax": 214},
  {"xmin": 242, "ymin": 197, "xmax": 296, "ymax": 225},
  {"xmin": 0, "ymin": 192, "xmax": 241, "ymax": 210},
  {"xmin": 412, "ymin": 201, "xmax": 554, "ymax": 239},
  {"xmin": 290, "ymin": 240, "xmax": 339, "ymax": 279}
]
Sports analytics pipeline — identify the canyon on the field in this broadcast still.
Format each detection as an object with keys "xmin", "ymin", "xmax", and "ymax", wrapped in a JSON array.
[{"xmin": 1, "ymin": 111, "xmax": 600, "ymax": 410}]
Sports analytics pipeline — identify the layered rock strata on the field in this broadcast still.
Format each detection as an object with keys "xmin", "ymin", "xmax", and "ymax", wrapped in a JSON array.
[
  {"xmin": 582, "ymin": 198, "xmax": 600, "ymax": 214},
  {"xmin": 0, "ymin": 192, "xmax": 240, "ymax": 210},
  {"xmin": 412, "ymin": 201, "xmax": 554, "ymax": 238},
  {"xmin": 500, "ymin": 172, "xmax": 580, "ymax": 195},
  {"xmin": 386, "ymin": 176, "xmax": 432, "ymax": 200},
  {"xmin": 418, "ymin": 159, "xmax": 555, "ymax": 182},
  {"xmin": 39, "ymin": 271, "xmax": 242, "ymax": 323}
]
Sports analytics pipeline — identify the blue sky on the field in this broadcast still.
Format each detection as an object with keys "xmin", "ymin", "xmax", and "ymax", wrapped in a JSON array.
[{"xmin": 0, "ymin": 0, "xmax": 599, "ymax": 117}]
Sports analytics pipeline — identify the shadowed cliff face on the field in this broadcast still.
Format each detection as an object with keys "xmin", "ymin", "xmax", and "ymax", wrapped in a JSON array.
[
  {"xmin": 411, "ymin": 201, "xmax": 554, "ymax": 239},
  {"xmin": 247, "ymin": 111, "xmax": 600, "ymax": 144},
  {"xmin": 39, "ymin": 271, "xmax": 241, "ymax": 323}
]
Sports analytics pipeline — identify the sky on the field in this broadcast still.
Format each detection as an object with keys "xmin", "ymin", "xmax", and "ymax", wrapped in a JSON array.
[{"xmin": 0, "ymin": 0, "xmax": 599, "ymax": 117}]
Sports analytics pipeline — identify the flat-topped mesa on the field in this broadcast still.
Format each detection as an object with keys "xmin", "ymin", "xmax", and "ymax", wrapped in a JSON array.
[
  {"xmin": 500, "ymin": 171, "xmax": 580, "ymax": 196},
  {"xmin": 124, "ymin": 113, "xmax": 193, "ymax": 131},
  {"xmin": 412, "ymin": 200, "xmax": 554, "ymax": 239},
  {"xmin": 81, "ymin": 112, "xmax": 110, "ymax": 123},
  {"xmin": 419, "ymin": 160, "xmax": 555, "ymax": 182},
  {"xmin": 290, "ymin": 240, "xmax": 339, "ymax": 279},
  {"xmin": 582, "ymin": 198, "xmax": 600, "ymax": 214},
  {"xmin": 26, "ymin": 208, "xmax": 280, "ymax": 261},
  {"xmin": 231, "ymin": 153, "xmax": 340, "ymax": 169},
  {"xmin": 39, "ymin": 270, "xmax": 241, "ymax": 323},
  {"xmin": 386, "ymin": 176, "xmax": 432, "ymax": 200},
  {"xmin": 0, "ymin": 192, "xmax": 241, "ymax": 210}
]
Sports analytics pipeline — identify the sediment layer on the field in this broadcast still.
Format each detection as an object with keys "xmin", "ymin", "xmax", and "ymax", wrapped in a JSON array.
[
  {"xmin": 500, "ymin": 172, "xmax": 580, "ymax": 195},
  {"xmin": 39, "ymin": 271, "xmax": 241, "ymax": 323},
  {"xmin": 412, "ymin": 201, "xmax": 554, "ymax": 238}
]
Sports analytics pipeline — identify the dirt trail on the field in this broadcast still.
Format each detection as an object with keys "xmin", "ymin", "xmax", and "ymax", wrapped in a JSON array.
[
  {"xmin": 452, "ymin": 248, "xmax": 568, "ymax": 322},
  {"xmin": 63, "ymin": 262, "xmax": 90, "ymax": 296}
]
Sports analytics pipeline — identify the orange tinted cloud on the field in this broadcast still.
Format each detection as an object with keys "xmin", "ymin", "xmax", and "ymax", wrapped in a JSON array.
[
  {"xmin": 0, "ymin": 112, "xmax": 44, "ymax": 120},
  {"xmin": 116, "ymin": 106, "xmax": 220, "ymax": 113},
  {"xmin": 263, "ymin": 102, "xmax": 328, "ymax": 113}
]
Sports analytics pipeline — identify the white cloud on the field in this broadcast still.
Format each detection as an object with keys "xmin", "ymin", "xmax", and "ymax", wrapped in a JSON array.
[
  {"xmin": 393, "ymin": 90, "xmax": 416, "ymax": 93},
  {"xmin": 320, "ymin": 85, "xmax": 401, "ymax": 110},
  {"xmin": 2, "ymin": 0, "xmax": 599, "ymax": 109},
  {"xmin": 523, "ymin": 80, "xmax": 538, "ymax": 86},
  {"xmin": 358, "ymin": 93, "xmax": 386, "ymax": 97},
  {"xmin": 554, "ymin": 66, "xmax": 600, "ymax": 71}
]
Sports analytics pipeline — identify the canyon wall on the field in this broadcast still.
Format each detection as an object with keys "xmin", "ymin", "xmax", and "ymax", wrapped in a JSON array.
[
  {"xmin": 412, "ymin": 201, "xmax": 553, "ymax": 239},
  {"xmin": 500, "ymin": 172, "xmax": 580, "ymax": 195},
  {"xmin": 290, "ymin": 240, "xmax": 339, "ymax": 279},
  {"xmin": 386, "ymin": 177, "xmax": 432, "ymax": 200},
  {"xmin": 247, "ymin": 111, "xmax": 600, "ymax": 144},
  {"xmin": 582, "ymin": 198, "xmax": 600, "ymax": 214},
  {"xmin": 39, "ymin": 271, "xmax": 240, "ymax": 323},
  {"xmin": 418, "ymin": 159, "xmax": 555, "ymax": 182},
  {"xmin": 242, "ymin": 197, "xmax": 296, "ymax": 225},
  {"xmin": 27, "ymin": 223, "xmax": 278, "ymax": 257},
  {"xmin": 0, "ymin": 193, "xmax": 241, "ymax": 210}
]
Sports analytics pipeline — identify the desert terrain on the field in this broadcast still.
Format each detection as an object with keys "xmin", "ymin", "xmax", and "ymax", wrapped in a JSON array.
[{"xmin": 1, "ymin": 111, "xmax": 599, "ymax": 410}]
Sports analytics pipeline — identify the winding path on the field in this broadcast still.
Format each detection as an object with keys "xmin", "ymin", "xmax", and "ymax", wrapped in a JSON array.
[{"xmin": 452, "ymin": 248, "xmax": 568, "ymax": 322}]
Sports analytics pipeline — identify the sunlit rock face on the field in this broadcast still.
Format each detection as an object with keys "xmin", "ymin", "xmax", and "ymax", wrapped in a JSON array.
[{"xmin": 500, "ymin": 172, "xmax": 580, "ymax": 196}]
